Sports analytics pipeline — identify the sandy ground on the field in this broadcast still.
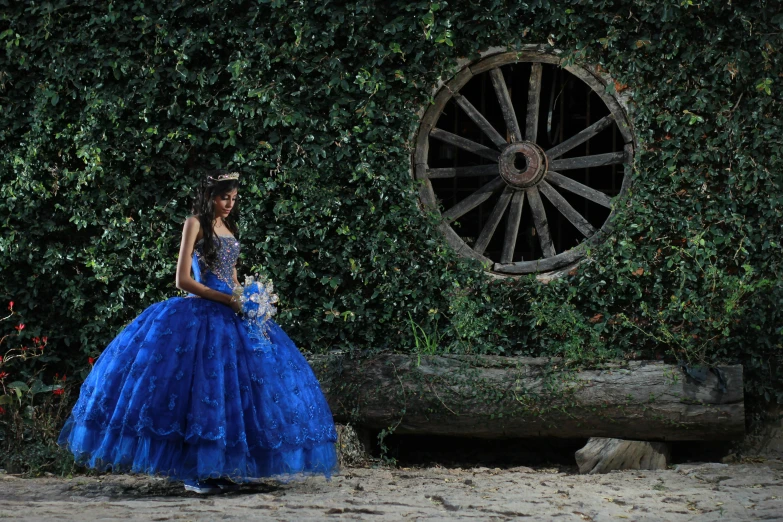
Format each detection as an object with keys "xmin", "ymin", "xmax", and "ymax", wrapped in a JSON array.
[{"xmin": 1, "ymin": 460, "xmax": 782, "ymax": 521}]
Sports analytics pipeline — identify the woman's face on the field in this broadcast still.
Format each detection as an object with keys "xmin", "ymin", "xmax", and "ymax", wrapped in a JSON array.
[{"xmin": 213, "ymin": 189, "xmax": 238, "ymax": 219}]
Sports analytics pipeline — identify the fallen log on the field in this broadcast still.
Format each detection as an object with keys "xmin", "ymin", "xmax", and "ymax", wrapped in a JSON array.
[{"xmin": 308, "ymin": 354, "xmax": 744, "ymax": 441}]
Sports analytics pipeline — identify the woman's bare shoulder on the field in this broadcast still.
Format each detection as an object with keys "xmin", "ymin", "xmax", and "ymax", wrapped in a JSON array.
[
  {"xmin": 183, "ymin": 215, "xmax": 202, "ymax": 233},
  {"xmin": 181, "ymin": 216, "xmax": 203, "ymax": 243}
]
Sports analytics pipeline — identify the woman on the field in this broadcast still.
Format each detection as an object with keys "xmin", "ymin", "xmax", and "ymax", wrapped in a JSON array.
[{"xmin": 59, "ymin": 171, "xmax": 338, "ymax": 493}]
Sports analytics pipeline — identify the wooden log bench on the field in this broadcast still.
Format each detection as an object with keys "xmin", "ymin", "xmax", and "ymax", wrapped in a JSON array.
[{"xmin": 308, "ymin": 353, "xmax": 744, "ymax": 442}]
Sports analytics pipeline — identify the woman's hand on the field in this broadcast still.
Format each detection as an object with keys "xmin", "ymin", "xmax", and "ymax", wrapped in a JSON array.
[{"xmin": 229, "ymin": 295, "xmax": 242, "ymax": 314}]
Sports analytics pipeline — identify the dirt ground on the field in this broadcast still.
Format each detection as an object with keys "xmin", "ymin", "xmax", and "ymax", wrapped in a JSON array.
[{"xmin": 1, "ymin": 459, "xmax": 782, "ymax": 521}]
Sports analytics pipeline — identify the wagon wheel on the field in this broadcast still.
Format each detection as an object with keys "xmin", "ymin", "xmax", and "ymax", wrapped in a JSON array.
[{"xmin": 414, "ymin": 49, "xmax": 634, "ymax": 275}]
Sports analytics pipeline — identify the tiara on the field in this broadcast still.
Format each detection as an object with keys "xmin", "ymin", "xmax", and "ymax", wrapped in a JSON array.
[{"xmin": 208, "ymin": 172, "xmax": 240, "ymax": 182}]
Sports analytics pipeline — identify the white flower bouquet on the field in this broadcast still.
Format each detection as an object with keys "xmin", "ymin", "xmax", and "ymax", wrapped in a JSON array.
[{"xmin": 233, "ymin": 274, "xmax": 279, "ymax": 338}]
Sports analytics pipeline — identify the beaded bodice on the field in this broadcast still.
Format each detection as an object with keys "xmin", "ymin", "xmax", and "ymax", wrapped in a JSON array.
[{"xmin": 193, "ymin": 235, "xmax": 240, "ymax": 289}]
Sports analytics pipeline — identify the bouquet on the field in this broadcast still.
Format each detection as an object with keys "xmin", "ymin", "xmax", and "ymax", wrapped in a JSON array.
[{"xmin": 232, "ymin": 274, "xmax": 279, "ymax": 339}]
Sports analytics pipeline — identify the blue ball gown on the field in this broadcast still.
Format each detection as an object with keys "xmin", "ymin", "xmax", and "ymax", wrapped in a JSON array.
[{"xmin": 58, "ymin": 235, "xmax": 339, "ymax": 481}]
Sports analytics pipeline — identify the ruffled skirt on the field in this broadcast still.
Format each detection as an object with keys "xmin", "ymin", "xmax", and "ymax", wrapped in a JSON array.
[{"xmin": 58, "ymin": 296, "xmax": 338, "ymax": 481}]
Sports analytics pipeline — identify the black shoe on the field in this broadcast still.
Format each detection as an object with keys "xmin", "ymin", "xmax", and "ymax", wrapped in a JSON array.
[{"xmin": 215, "ymin": 478, "xmax": 241, "ymax": 491}]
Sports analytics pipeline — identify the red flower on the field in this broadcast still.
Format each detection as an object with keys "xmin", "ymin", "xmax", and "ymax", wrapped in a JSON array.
[
  {"xmin": 0, "ymin": 371, "xmax": 9, "ymax": 380},
  {"xmin": 15, "ymin": 323, "xmax": 24, "ymax": 332},
  {"xmin": 7, "ymin": 301, "xmax": 13, "ymax": 310},
  {"xmin": 33, "ymin": 337, "xmax": 40, "ymax": 344},
  {"xmin": 61, "ymin": 374, "xmax": 67, "ymax": 382},
  {"xmin": 21, "ymin": 346, "xmax": 28, "ymax": 351},
  {"xmin": 0, "ymin": 406, "xmax": 5, "ymax": 415},
  {"xmin": 42, "ymin": 337, "xmax": 48, "ymax": 344},
  {"xmin": 88, "ymin": 357, "xmax": 95, "ymax": 365},
  {"xmin": 53, "ymin": 388, "xmax": 64, "ymax": 396}
]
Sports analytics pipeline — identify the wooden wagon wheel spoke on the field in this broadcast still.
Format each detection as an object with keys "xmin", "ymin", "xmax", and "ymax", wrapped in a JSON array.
[
  {"xmin": 474, "ymin": 186, "xmax": 514, "ymax": 255},
  {"xmin": 430, "ymin": 127, "xmax": 501, "ymax": 162},
  {"xmin": 415, "ymin": 50, "xmax": 634, "ymax": 275},
  {"xmin": 489, "ymin": 68, "xmax": 523, "ymax": 142},
  {"xmin": 545, "ymin": 114, "xmax": 615, "ymax": 160},
  {"xmin": 442, "ymin": 176, "xmax": 505, "ymax": 221},
  {"xmin": 538, "ymin": 180, "xmax": 596, "ymax": 237},
  {"xmin": 525, "ymin": 63, "xmax": 542, "ymax": 142},
  {"xmin": 500, "ymin": 190, "xmax": 525, "ymax": 264},
  {"xmin": 545, "ymin": 171, "xmax": 613, "ymax": 208},
  {"xmin": 453, "ymin": 93, "xmax": 508, "ymax": 149},
  {"xmin": 550, "ymin": 151, "xmax": 626, "ymax": 171},
  {"xmin": 526, "ymin": 186, "xmax": 556, "ymax": 258},
  {"xmin": 427, "ymin": 165, "xmax": 500, "ymax": 179}
]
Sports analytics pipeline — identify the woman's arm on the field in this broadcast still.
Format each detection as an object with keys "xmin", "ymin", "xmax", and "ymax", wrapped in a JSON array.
[
  {"xmin": 175, "ymin": 216, "xmax": 240, "ymax": 311},
  {"xmin": 233, "ymin": 267, "xmax": 240, "ymax": 288}
]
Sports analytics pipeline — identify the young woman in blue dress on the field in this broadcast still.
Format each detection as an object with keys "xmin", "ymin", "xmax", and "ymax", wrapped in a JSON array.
[{"xmin": 59, "ymin": 171, "xmax": 338, "ymax": 494}]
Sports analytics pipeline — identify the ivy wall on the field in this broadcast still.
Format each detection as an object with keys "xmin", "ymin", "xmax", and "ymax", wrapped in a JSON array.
[{"xmin": 1, "ymin": 0, "xmax": 781, "ymax": 410}]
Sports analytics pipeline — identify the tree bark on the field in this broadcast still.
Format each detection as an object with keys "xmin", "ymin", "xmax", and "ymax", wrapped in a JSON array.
[{"xmin": 308, "ymin": 354, "xmax": 744, "ymax": 441}]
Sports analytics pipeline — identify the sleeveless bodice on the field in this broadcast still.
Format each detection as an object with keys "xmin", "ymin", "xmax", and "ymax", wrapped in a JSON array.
[{"xmin": 193, "ymin": 235, "xmax": 240, "ymax": 291}]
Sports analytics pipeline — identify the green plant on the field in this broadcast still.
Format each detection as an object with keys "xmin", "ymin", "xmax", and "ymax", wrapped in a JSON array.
[
  {"xmin": 0, "ymin": 301, "xmax": 76, "ymax": 475},
  {"xmin": 408, "ymin": 311, "xmax": 443, "ymax": 366},
  {"xmin": 619, "ymin": 256, "xmax": 774, "ymax": 366},
  {"xmin": 376, "ymin": 426, "xmax": 399, "ymax": 466}
]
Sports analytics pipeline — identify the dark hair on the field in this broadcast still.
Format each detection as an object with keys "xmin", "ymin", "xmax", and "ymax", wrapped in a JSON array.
[{"xmin": 191, "ymin": 170, "xmax": 240, "ymax": 268}]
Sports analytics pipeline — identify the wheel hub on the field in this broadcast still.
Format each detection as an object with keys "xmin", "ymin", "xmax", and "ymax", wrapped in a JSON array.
[{"xmin": 499, "ymin": 141, "xmax": 548, "ymax": 189}]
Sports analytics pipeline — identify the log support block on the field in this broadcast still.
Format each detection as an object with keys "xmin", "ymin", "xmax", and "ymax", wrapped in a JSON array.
[
  {"xmin": 335, "ymin": 424, "xmax": 372, "ymax": 467},
  {"xmin": 576, "ymin": 437, "xmax": 670, "ymax": 474}
]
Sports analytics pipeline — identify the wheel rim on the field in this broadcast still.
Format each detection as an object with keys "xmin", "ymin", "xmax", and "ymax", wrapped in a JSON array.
[{"xmin": 414, "ymin": 49, "xmax": 634, "ymax": 276}]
